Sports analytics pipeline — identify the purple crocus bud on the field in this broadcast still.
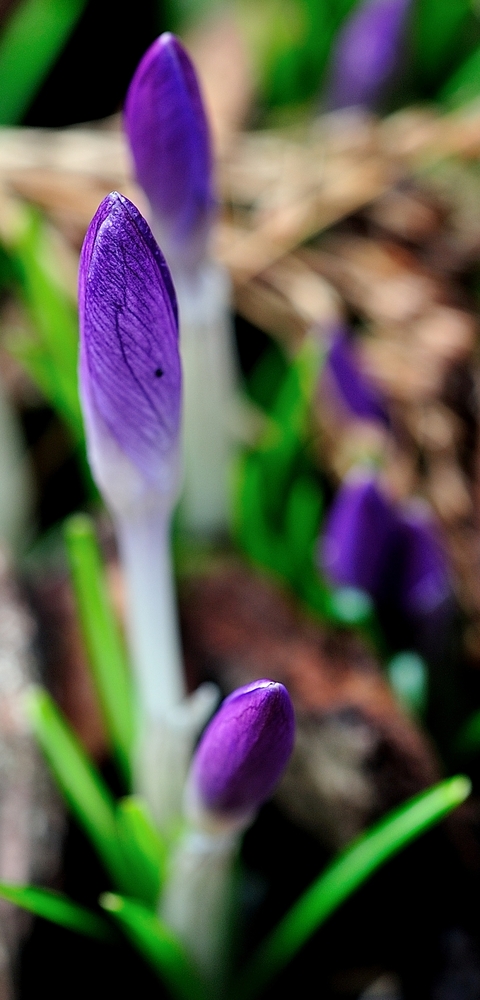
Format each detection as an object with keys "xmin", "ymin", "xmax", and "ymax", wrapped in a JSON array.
[
  {"xmin": 124, "ymin": 33, "xmax": 215, "ymax": 273},
  {"xmin": 319, "ymin": 469, "xmax": 397, "ymax": 598},
  {"xmin": 326, "ymin": 0, "xmax": 411, "ymax": 110},
  {"xmin": 325, "ymin": 328, "xmax": 389, "ymax": 424},
  {"xmin": 189, "ymin": 680, "xmax": 295, "ymax": 822},
  {"xmin": 398, "ymin": 504, "xmax": 450, "ymax": 616},
  {"xmin": 79, "ymin": 191, "xmax": 181, "ymax": 512}
]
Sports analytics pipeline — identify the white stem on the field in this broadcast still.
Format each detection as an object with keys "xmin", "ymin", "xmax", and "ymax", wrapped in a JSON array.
[
  {"xmin": 174, "ymin": 260, "xmax": 239, "ymax": 538},
  {"xmin": 160, "ymin": 823, "xmax": 239, "ymax": 986},
  {"xmin": 116, "ymin": 507, "xmax": 184, "ymax": 720},
  {"xmin": 136, "ymin": 684, "xmax": 220, "ymax": 835}
]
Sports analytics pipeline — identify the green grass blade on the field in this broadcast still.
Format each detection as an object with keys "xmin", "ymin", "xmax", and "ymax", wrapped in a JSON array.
[
  {"xmin": 0, "ymin": 0, "xmax": 87, "ymax": 124},
  {"xmin": 0, "ymin": 882, "xmax": 114, "ymax": 940},
  {"xmin": 236, "ymin": 776, "xmax": 471, "ymax": 1000},
  {"xmin": 64, "ymin": 514, "xmax": 135, "ymax": 787},
  {"xmin": 27, "ymin": 685, "xmax": 127, "ymax": 889},
  {"xmin": 11, "ymin": 209, "xmax": 82, "ymax": 441},
  {"xmin": 100, "ymin": 893, "xmax": 208, "ymax": 1000},
  {"xmin": 116, "ymin": 797, "xmax": 167, "ymax": 908},
  {"xmin": 412, "ymin": 0, "xmax": 472, "ymax": 87},
  {"xmin": 440, "ymin": 43, "xmax": 480, "ymax": 108}
]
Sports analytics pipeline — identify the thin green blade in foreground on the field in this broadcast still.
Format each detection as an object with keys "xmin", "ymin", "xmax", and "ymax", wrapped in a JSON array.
[
  {"xmin": 0, "ymin": 882, "xmax": 113, "ymax": 940},
  {"xmin": 236, "ymin": 776, "xmax": 471, "ymax": 1000},
  {"xmin": 101, "ymin": 893, "xmax": 208, "ymax": 1000},
  {"xmin": 11, "ymin": 209, "xmax": 83, "ymax": 442},
  {"xmin": 64, "ymin": 514, "xmax": 135, "ymax": 787},
  {"xmin": 0, "ymin": 0, "xmax": 87, "ymax": 124},
  {"xmin": 27, "ymin": 686, "xmax": 126, "ymax": 889},
  {"xmin": 116, "ymin": 796, "xmax": 167, "ymax": 908}
]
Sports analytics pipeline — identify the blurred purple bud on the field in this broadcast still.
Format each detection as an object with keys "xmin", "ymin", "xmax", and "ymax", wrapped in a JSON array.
[
  {"xmin": 326, "ymin": 329, "xmax": 389, "ymax": 424},
  {"xmin": 327, "ymin": 0, "xmax": 411, "ymax": 110},
  {"xmin": 79, "ymin": 192, "xmax": 181, "ymax": 491},
  {"xmin": 125, "ymin": 33, "xmax": 215, "ymax": 271},
  {"xmin": 191, "ymin": 680, "xmax": 295, "ymax": 819},
  {"xmin": 398, "ymin": 505, "xmax": 450, "ymax": 616},
  {"xmin": 320, "ymin": 470, "xmax": 397, "ymax": 597}
]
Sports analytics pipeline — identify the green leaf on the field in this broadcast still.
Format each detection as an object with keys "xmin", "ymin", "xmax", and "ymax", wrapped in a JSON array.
[
  {"xmin": 440, "ymin": 43, "xmax": 480, "ymax": 108},
  {"xmin": 0, "ymin": 882, "xmax": 114, "ymax": 940},
  {"xmin": 64, "ymin": 514, "xmax": 135, "ymax": 788},
  {"xmin": 233, "ymin": 453, "xmax": 290, "ymax": 579},
  {"xmin": 10, "ymin": 209, "xmax": 82, "ymax": 442},
  {"xmin": 27, "ymin": 685, "xmax": 127, "ymax": 890},
  {"xmin": 100, "ymin": 893, "xmax": 208, "ymax": 1000},
  {"xmin": 116, "ymin": 797, "xmax": 167, "ymax": 909},
  {"xmin": 0, "ymin": 0, "xmax": 88, "ymax": 124},
  {"xmin": 412, "ymin": 0, "xmax": 474, "ymax": 89},
  {"xmin": 235, "ymin": 776, "xmax": 471, "ymax": 1000},
  {"xmin": 284, "ymin": 474, "xmax": 322, "ymax": 578}
]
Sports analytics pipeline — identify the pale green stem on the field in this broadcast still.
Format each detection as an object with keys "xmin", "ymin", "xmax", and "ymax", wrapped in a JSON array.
[
  {"xmin": 117, "ymin": 507, "xmax": 184, "ymax": 720},
  {"xmin": 160, "ymin": 822, "xmax": 239, "ymax": 989},
  {"xmin": 175, "ymin": 260, "xmax": 239, "ymax": 538}
]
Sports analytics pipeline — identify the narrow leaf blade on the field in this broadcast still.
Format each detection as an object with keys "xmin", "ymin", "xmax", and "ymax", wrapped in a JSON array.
[
  {"xmin": 0, "ymin": 882, "xmax": 113, "ymax": 940},
  {"xmin": 0, "ymin": 0, "xmax": 88, "ymax": 125},
  {"xmin": 27, "ymin": 685, "xmax": 126, "ymax": 889},
  {"xmin": 100, "ymin": 893, "xmax": 208, "ymax": 1000},
  {"xmin": 116, "ymin": 796, "xmax": 166, "ymax": 908},
  {"xmin": 236, "ymin": 776, "xmax": 471, "ymax": 1000},
  {"xmin": 64, "ymin": 513, "xmax": 135, "ymax": 787}
]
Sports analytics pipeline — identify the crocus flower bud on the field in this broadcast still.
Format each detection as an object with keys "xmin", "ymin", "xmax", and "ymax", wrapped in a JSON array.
[
  {"xmin": 398, "ymin": 504, "xmax": 450, "ymax": 617},
  {"xmin": 189, "ymin": 680, "xmax": 295, "ymax": 824},
  {"xmin": 124, "ymin": 33, "xmax": 215, "ymax": 274},
  {"xmin": 326, "ymin": 0, "xmax": 411, "ymax": 110},
  {"xmin": 325, "ymin": 328, "xmax": 389, "ymax": 424},
  {"xmin": 79, "ymin": 191, "xmax": 181, "ymax": 515},
  {"xmin": 319, "ymin": 469, "xmax": 397, "ymax": 598}
]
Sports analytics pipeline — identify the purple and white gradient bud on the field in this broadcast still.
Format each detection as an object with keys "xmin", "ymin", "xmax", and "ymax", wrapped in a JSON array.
[
  {"xmin": 319, "ymin": 469, "xmax": 397, "ymax": 599},
  {"xmin": 124, "ymin": 32, "xmax": 215, "ymax": 275},
  {"xmin": 325, "ymin": 328, "xmax": 389, "ymax": 425},
  {"xmin": 188, "ymin": 680, "xmax": 295, "ymax": 825},
  {"xmin": 326, "ymin": 0, "xmax": 411, "ymax": 111},
  {"xmin": 79, "ymin": 191, "xmax": 185, "ymax": 763},
  {"xmin": 79, "ymin": 190, "xmax": 181, "ymax": 515}
]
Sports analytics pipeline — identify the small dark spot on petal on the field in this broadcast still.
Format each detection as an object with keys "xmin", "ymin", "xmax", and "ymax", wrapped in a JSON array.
[{"xmin": 154, "ymin": 368, "xmax": 163, "ymax": 378}]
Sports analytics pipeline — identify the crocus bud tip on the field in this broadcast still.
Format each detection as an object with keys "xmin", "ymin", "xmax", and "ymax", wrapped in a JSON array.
[{"xmin": 78, "ymin": 191, "xmax": 181, "ymax": 500}]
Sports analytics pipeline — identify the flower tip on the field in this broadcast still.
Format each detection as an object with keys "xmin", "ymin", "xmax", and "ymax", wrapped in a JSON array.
[
  {"xmin": 191, "ymin": 679, "xmax": 295, "ymax": 820},
  {"xmin": 124, "ymin": 31, "xmax": 214, "ymax": 269}
]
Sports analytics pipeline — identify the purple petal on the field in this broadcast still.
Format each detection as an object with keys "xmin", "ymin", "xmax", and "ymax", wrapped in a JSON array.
[
  {"xmin": 398, "ymin": 505, "xmax": 450, "ymax": 616},
  {"xmin": 320, "ymin": 470, "xmax": 397, "ymax": 597},
  {"xmin": 79, "ymin": 191, "xmax": 181, "ymax": 484},
  {"xmin": 191, "ymin": 680, "xmax": 295, "ymax": 817},
  {"xmin": 326, "ymin": 0, "xmax": 411, "ymax": 110},
  {"xmin": 124, "ymin": 33, "xmax": 215, "ymax": 269},
  {"xmin": 326, "ymin": 328, "xmax": 389, "ymax": 424}
]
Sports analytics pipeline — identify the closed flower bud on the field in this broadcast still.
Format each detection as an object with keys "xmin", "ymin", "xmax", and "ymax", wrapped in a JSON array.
[
  {"xmin": 79, "ymin": 191, "xmax": 181, "ymax": 513},
  {"xmin": 325, "ymin": 328, "xmax": 388, "ymax": 424},
  {"xmin": 320, "ymin": 470, "xmax": 397, "ymax": 598},
  {"xmin": 326, "ymin": 0, "xmax": 411, "ymax": 110},
  {"xmin": 398, "ymin": 504, "xmax": 450, "ymax": 617},
  {"xmin": 125, "ymin": 33, "xmax": 215, "ymax": 273},
  {"xmin": 189, "ymin": 680, "xmax": 295, "ymax": 822}
]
